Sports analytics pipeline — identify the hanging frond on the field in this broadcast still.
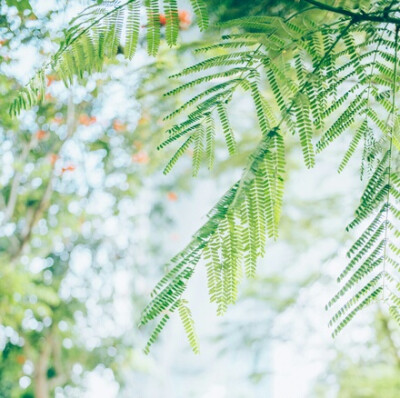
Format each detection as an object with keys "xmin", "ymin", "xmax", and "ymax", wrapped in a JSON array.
[
  {"xmin": 327, "ymin": 25, "xmax": 400, "ymax": 337},
  {"xmin": 165, "ymin": 0, "xmax": 179, "ymax": 47},
  {"xmin": 125, "ymin": 1, "xmax": 141, "ymax": 59},
  {"xmin": 189, "ymin": 0, "xmax": 209, "ymax": 31},
  {"xmin": 338, "ymin": 119, "xmax": 369, "ymax": 173},
  {"xmin": 216, "ymin": 102, "xmax": 237, "ymax": 155},
  {"xmin": 141, "ymin": 128, "xmax": 286, "ymax": 350},
  {"xmin": 144, "ymin": 5, "xmax": 400, "ymax": 350},
  {"xmin": 9, "ymin": 0, "xmax": 210, "ymax": 116},
  {"xmin": 159, "ymin": 15, "xmax": 353, "ymax": 174},
  {"xmin": 146, "ymin": 0, "xmax": 161, "ymax": 56},
  {"xmin": 178, "ymin": 299, "xmax": 200, "ymax": 353}
]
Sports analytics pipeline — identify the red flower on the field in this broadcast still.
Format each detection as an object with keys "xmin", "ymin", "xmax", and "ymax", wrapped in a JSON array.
[
  {"xmin": 159, "ymin": 14, "xmax": 167, "ymax": 26},
  {"xmin": 49, "ymin": 154, "xmax": 59, "ymax": 166},
  {"xmin": 113, "ymin": 120, "xmax": 126, "ymax": 132},
  {"xmin": 167, "ymin": 192, "xmax": 178, "ymax": 201},
  {"xmin": 36, "ymin": 130, "xmax": 47, "ymax": 140},
  {"xmin": 178, "ymin": 10, "xmax": 191, "ymax": 29},
  {"xmin": 61, "ymin": 164, "xmax": 76, "ymax": 173},
  {"xmin": 132, "ymin": 151, "xmax": 149, "ymax": 164},
  {"xmin": 46, "ymin": 75, "xmax": 57, "ymax": 87},
  {"xmin": 79, "ymin": 114, "xmax": 97, "ymax": 126}
]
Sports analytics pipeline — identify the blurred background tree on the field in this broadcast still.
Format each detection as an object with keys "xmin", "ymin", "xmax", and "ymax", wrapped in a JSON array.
[{"xmin": 1, "ymin": 0, "xmax": 400, "ymax": 397}]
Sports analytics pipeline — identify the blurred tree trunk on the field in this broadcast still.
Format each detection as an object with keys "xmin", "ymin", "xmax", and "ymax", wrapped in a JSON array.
[{"xmin": 34, "ymin": 339, "xmax": 51, "ymax": 398}]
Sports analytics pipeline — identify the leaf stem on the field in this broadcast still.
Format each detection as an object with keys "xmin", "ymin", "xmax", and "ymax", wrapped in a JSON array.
[{"xmin": 382, "ymin": 25, "xmax": 399, "ymax": 299}]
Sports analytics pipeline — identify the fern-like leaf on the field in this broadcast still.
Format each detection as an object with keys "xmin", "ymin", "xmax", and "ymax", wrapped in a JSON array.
[{"xmin": 178, "ymin": 299, "xmax": 200, "ymax": 353}]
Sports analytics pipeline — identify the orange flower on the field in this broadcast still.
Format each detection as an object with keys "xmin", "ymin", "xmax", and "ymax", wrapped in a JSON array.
[
  {"xmin": 79, "ymin": 115, "xmax": 87, "ymax": 124},
  {"xmin": 36, "ymin": 130, "xmax": 47, "ymax": 140},
  {"xmin": 46, "ymin": 75, "xmax": 57, "ymax": 87},
  {"xmin": 0, "ymin": 39, "xmax": 7, "ymax": 46},
  {"xmin": 159, "ymin": 13, "xmax": 167, "ymax": 26},
  {"xmin": 16, "ymin": 355, "xmax": 26, "ymax": 365},
  {"xmin": 113, "ymin": 120, "xmax": 126, "ymax": 132},
  {"xmin": 61, "ymin": 164, "xmax": 76, "ymax": 173},
  {"xmin": 49, "ymin": 154, "xmax": 59, "ymax": 166},
  {"xmin": 79, "ymin": 114, "xmax": 97, "ymax": 126},
  {"xmin": 167, "ymin": 191, "xmax": 178, "ymax": 201},
  {"xmin": 45, "ymin": 93, "xmax": 53, "ymax": 101},
  {"xmin": 178, "ymin": 10, "xmax": 191, "ymax": 29},
  {"xmin": 132, "ymin": 151, "xmax": 149, "ymax": 164}
]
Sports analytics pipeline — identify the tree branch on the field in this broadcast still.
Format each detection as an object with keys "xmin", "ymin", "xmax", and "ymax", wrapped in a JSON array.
[
  {"xmin": 12, "ymin": 93, "xmax": 77, "ymax": 260},
  {"xmin": 303, "ymin": 0, "xmax": 400, "ymax": 24},
  {"xmin": 3, "ymin": 135, "xmax": 36, "ymax": 224},
  {"xmin": 48, "ymin": 334, "xmax": 68, "ymax": 390}
]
